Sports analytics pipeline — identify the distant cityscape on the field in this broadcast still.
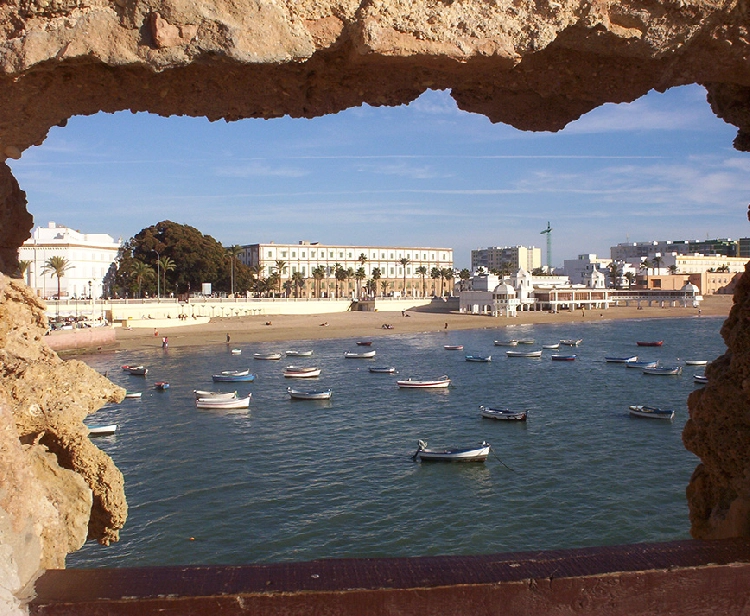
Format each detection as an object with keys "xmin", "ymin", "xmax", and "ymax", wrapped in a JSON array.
[{"xmin": 16, "ymin": 221, "xmax": 748, "ymax": 303}]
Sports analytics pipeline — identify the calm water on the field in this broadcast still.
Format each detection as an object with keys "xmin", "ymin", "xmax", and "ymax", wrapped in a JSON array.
[{"xmin": 68, "ymin": 316, "xmax": 725, "ymax": 568}]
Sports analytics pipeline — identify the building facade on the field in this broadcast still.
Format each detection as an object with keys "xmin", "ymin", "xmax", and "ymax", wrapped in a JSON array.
[
  {"xmin": 470, "ymin": 246, "xmax": 541, "ymax": 273},
  {"xmin": 18, "ymin": 222, "xmax": 121, "ymax": 299},
  {"xmin": 610, "ymin": 238, "xmax": 747, "ymax": 261},
  {"xmin": 240, "ymin": 242, "xmax": 454, "ymax": 298}
]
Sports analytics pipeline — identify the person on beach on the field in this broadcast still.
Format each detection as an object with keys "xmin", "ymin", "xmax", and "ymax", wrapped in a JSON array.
[
  {"xmin": 226, "ymin": 334, "xmax": 231, "ymax": 343},
  {"xmin": 162, "ymin": 336, "xmax": 168, "ymax": 349}
]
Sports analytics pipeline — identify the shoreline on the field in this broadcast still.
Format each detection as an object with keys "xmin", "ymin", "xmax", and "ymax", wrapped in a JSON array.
[{"xmin": 109, "ymin": 295, "xmax": 733, "ymax": 353}]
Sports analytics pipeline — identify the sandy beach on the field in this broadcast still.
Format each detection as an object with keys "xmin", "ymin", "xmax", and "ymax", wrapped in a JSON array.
[{"xmin": 113, "ymin": 295, "xmax": 733, "ymax": 352}]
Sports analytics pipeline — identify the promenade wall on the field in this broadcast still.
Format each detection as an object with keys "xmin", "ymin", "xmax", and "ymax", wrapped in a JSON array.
[{"xmin": 45, "ymin": 326, "xmax": 117, "ymax": 352}]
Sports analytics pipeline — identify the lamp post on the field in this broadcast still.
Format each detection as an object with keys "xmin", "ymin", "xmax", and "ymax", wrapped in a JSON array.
[{"xmin": 155, "ymin": 250, "xmax": 161, "ymax": 302}]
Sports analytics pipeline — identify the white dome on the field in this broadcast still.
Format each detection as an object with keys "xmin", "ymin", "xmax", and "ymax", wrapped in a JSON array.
[
  {"xmin": 681, "ymin": 282, "xmax": 700, "ymax": 293},
  {"xmin": 493, "ymin": 283, "xmax": 516, "ymax": 296}
]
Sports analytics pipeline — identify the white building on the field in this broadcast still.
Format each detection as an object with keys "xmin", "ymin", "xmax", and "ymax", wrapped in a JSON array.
[
  {"xmin": 18, "ymin": 222, "xmax": 121, "ymax": 299},
  {"xmin": 240, "ymin": 241, "xmax": 454, "ymax": 298},
  {"xmin": 563, "ymin": 254, "xmax": 611, "ymax": 286},
  {"xmin": 471, "ymin": 245, "xmax": 542, "ymax": 272}
]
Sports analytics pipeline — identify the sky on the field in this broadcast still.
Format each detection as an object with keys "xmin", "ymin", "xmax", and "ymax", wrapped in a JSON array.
[{"xmin": 8, "ymin": 84, "xmax": 749, "ymax": 269}]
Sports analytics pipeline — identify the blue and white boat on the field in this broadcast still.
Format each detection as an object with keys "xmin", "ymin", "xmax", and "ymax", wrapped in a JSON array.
[
  {"xmin": 212, "ymin": 369, "xmax": 256, "ymax": 382},
  {"xmin": 628, "ymin": 405, "xmax": 675, "ymax": 420},
  {"xmin": 412, "ymin": 440, "xmax": 490, "ymax": 462},
  {"xmin": 480, "ymin": 406, "xmax": 527, "ymax": 421},
  {"xmin": 605, "ymin": 355, "xmax": 638, "ymax": 363},
  {"xmin": 625, "ymin": 360, "xmax": 658, "ymax": 369},
  {"xmin": 551, "ymin": 354, "xmax": 576, "ymax": 361},
  {"xmin": 642, "ymin": 366, "xmax": 682, "ymax": 376},
  {"xmin": 465, "ymin": 354, "xmax": 491, "ymax": 362}
]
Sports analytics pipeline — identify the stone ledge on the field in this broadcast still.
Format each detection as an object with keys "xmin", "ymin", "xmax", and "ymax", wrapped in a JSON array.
[{"xmin": 29, "ymin": 539, "xmax": 750, "ymax": 615}]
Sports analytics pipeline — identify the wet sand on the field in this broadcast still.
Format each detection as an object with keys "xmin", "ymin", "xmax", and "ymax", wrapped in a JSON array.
[{"xmin": 114, "ymin": 295, "xmax": 733, "ymax": 352}]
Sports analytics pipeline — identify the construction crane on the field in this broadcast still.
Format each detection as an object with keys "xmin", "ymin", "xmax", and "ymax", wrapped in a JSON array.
[{"xmin": 540, "ymin": 222, "xmax": 552, "ymax": 271}]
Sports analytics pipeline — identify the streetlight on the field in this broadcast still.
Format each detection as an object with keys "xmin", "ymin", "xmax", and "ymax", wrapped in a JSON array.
[{"xmin": 154, "ymin": 250, "xmax": 161, "ymax": 301}]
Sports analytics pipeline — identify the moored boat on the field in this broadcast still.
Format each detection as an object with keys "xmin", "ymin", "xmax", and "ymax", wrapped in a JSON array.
[
  {"xmin": 480, "ymin": 406, "xmax": 527, "ymax": 421},
  {"xmin": 231, "ymin": 348, "xmax": 242, "ymax": 355},
  {"xmin": 642, "ymin": 366, "xmax": 682, "ymax": 376},
  {"xmin": 154, "ymin": 381, "xmax": 170, "ymax": 390},
  {"xmin": 551, "ymin": 354, "xmax": 576, "ymax": 361},
  {"xmin": 626, "ymin": 360, "xmax": 658, "ymax": 369},
  {"xmin": 694, "ymin": 374, "xmax": 708, "ymax": 384},
  {"xmin": 124, "ymin": 392, "xmax": 142, "ymax": 399},
  {"xmin": 542, "ymin": 343, "xmax": 560, "ymax": 349},
  {"xmin": 412, "ymin": 440, "xmax": 490, "ymax": 462},
  {"xmin": 122, "ymin": 365, "xmax": 148, "ymax": 376},
  {"xmin": 211, "ymin": 370, "xmax": 256, "ymax": 382},
  {"xmin": 444, "ymin": 344, "xmax": 464, "ymax": 350},
  {"xmin": 628, "ymin": 405, "xmax": 675, "ymax": 420},
  {"xmin": 369, "ymin": 366, "xmax": 396, "ymax": 374},
  {"xmin": 344, "ymin": 350, "xmax": 376, "ymax": 358},
  {"xmin": 506, "ymin": 350, "xmax": 543, "ymax": 358},
  {"xmin": 605, "ymin": 355, "xmax": 639, "ymax": 363},
  {"xmin": 87, "ymin": 424, "xmax": 118, "ymax": 436},
  {"xmin": 254, "ymin": 352, "xmax": 282, "ymax": 360},
  {"xmin": 196, "ymin": 394, "xmax": 251, "ymax": 409},
  {"xmin": 465, "ymin": 354, "xmax": 492, "ymax": 362},
  {"xmin": 560, "ymin": 339, "xmax": 583, "ymax": 346},
  {"xmin": 194, "ymin": 390, "xmax": 237, "ymax": 400},
  {"xmin": 494, "ymin": 340, "xmax": 518, "ymax": 346},
  {"xmin": 636, "ymin": 340, "xmax": 663, "ymax": 347},
  {"xmin": 685, "ymin": 360, "xmax": 708, "ymax": 366},
  {"xmin": 356, "ymin": 341, "xmax": 373, "ymax": 346},
  {"xmin": 287, "ymin": 387, "xmax": 332, "ymax": 400},
  {"xmin": 283, "ymin": 366, "xmax": 321, "ymax": 378},
  {"xmin": 397, "ymin": 376, "xmax": 451, "ymax": 389},
  {"xmin": 285, "ymin": 350, "xmax": 313, "ymax": 357},
  {"xmin": 516, "ymin": 339, "xmax": 535, "ymax": 345}
]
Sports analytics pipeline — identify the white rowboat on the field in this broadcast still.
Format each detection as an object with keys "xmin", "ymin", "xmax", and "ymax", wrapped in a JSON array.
[
  {"xmin": 397, "ymin": 376, "xmax": 451, "ymax": 389},
  {"xmin": 196, "ymin": 394, "xmax": 251, "ymax": 409},
  {"xmin": 413, "ymin": 440, "xmax": 490, "ymax": 462},
  {"xmin": 506, "ymin": 350, "xmax": 542, "ymax": 358},
  {"xmin": 344, "ymin": 350, "xmax": 376, "ymax": 358},
  {"xmin": 480, "ymin": 406, "xmax": 527, "ymax": 421},
  {"xmin": 87, "ymin": 424, "xmax": 118, "ymax": 436},
  {"xmin": 287, "ymin": 387, "xmax": 332, "ymax": 400},
  {"xmin": 193, "ymin": 390, "xmax": 237, "ymax": 400},
  {"xmin": 283, "ymin": 366, "xmax": 321, "ymax": 378}
]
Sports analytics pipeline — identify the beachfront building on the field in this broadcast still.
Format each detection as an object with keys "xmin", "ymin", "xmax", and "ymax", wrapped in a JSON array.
[
  {"xmin": 18, "ymin": 222, "xmax": 121, "ymax": 299},
  {"xmin": 563, "ymin": 254, "xmax": 611, "ymax": 286},
  {"xmin": 610, "ymin": 238, "xmax": 746, "ymax": 260},
  {"xmin": 471, "ymin": 245, "xmax": 541, "ymax": 273},
  {"xmin": 239, "ymin": 241, "xmax": 454, "ymax": 298}
]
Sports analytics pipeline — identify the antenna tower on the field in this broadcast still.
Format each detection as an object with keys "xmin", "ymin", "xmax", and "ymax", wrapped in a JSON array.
[{"xmin": 540, "ymin": 222, "xmax": 552, "ymax": 271}]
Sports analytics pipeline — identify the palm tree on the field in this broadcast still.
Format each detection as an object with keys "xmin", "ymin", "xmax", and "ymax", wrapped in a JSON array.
[
  {"xmin": 17, "ymin": 260, "xmax": 31, "ymax": 283},
  {"xmin": 157, "ymin": 256, "xmax": 176, "ymax": 298},
  {"xmin": 265, "ymin": 271, "xmax": 280, "ymax": 297},
  {"xmin": 717, "ymin": 264, "xmax": 731, "ymax": 273},
  {"xmin": 291, "ymin": 271, "xmax": 305, "ymax": 298},
  {"xmin": 354, "ymin": 267, "xmax": 367, "ymax": 298},
  {"xmin": 371, "ymin": 267, "xmax": 382, "ymax": 297},
  {"xmin": 380, "ymin": 279, "xmax": 389, "ymax": 296},
  {"xmin": 358, "ymin": 253, "xmax": 368, "ymax": 269},
  {"xmin": 130, "ymin": 260, "xmax": 154, "ymax": 298},
  {"xmin": 333, "ymin": 263, "xmax": 345, "ymax": 298},
  {"xmin": 43, "ymin": 256, "xmax": 73, "ymax": 300},
  {"xmin": 652, "ymin": 255, "xmax": 663, "ymax": 274},
  {"xmin": 640, "ymin": 259, "xmax": 652, "ymax": 286},
  {"xmin": 416, "ymin": 265, "xmax": 428, "ymax": 297},
  {"xmin": 607, "ymin": 262, "xmax": 621, "ymax": 289},
  {"xmin": 399, "ymin": 257, "xmax": 410, "ymax": 297},
  {"xmin": 441, "ymin": 267, "xmax": 454, "ymax": 296},
  {"xmin": 248, "ymin": 264, "xmax": 264, "ymax": 296},
  {"xmin": 624, "ymin": 272, "xmax": 636, "ymax": 288},
  {"xmin": 274, "ymin": 259, "xmax": 287, "ymax": 296},
  {"xmin": 668, "ymin": 264, "xmax": 679, "ymax": 275},
  {"xmin": 312, "ymin": 265, "xmax": 326, "ymax": 298},
  {"xmin": 226, "ymin": 245, "xmax": 243, "ymax": 295},
  {"xmin": 430, "ymin": 267, "xmax": 441, "ymax": 296}
]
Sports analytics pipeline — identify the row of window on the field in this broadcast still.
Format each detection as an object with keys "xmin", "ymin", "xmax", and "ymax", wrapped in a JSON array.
[
  {"xmin": 264, "ymin": 250, "xmax": 448, "ymax": 261},
  {"xmin": 267, "ymin": 266, "xmax": 444, "ymax": 277}
]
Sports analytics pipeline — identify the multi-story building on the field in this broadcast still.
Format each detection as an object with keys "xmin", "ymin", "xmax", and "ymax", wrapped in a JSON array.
[
  {"xmin": 470, "ymin": 246, "xmax": 541, "ymax": 273},
  {"xmin": 18, "ymin": 222, "xmax": 121, "ymax": 299},
  {"xmin": 610, "ymin": 238, "xmax": 746, "ymax": 261},
  {"xmin": 240, "ymin": 241, "xmax": 454, "ymax": 298}
]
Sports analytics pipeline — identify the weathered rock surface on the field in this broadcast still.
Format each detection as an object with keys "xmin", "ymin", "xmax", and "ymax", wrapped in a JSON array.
[{"xmin": 0, "ymin": 275, "xmax": 125, "ymax": 611}]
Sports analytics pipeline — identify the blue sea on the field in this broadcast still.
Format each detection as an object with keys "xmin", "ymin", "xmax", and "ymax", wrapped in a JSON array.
[{"xmin": 68, "ymin": 316, "xmax": 725, "ymax": 568}]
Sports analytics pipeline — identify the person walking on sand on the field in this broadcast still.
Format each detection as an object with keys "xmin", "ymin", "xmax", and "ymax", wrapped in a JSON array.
[
  {"xmin": 226, "ymin": 333, "xmax": 231, "ymax": 343},
  {"xmin": 162, "ymin": 336, "xmax": 168, "ymax": 349},
  {"xmin": 444, "ymin": 322, "xmax": 448, "ymax": 330}
]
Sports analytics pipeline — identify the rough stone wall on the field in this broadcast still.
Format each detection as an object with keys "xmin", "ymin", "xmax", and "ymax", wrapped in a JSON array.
[
  {"xmin": 0, "ymin": 0, "xmax": 749, "ymax": 610},
  {"xmin": 0, "ymin": 275, "xmax": 125, "ymax": 613}
]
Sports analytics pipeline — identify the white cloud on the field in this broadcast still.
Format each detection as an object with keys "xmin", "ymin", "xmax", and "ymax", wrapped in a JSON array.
[{"xmin": 215, "ymin": 161, "xmax": 309, "ymax": 178}]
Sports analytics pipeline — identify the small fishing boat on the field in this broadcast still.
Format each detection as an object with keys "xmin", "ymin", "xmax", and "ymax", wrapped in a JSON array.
[
  {"xmin": 516, "ymin": 339, "xmax": 535, "ymax": 345},
  {"xmin": 506, "ymin": 350, "xmax": 543, "ymax": 358},
  {"xmin": 479, "ymin": 406, "xmax": 527, "ymax": 421},
  {"xmin": 254, "ymin": 352, "xmax": 282, "ymax": 360},
  {"xmin": 369, "ymin": 366, "xmax": 396, "ymax": 374},
  {"xmin": 605, "ymin": 355, "xmax": 639, "ymax": 363},
  {"xmin": 542, "ymin": 343, "xmax": 560, "ymax": 349},
  {"xmin": 626, "ymin": 360, "xmax": 658, "ymax": 369},
  {"xmin": 287, "ymin": 387, "xmax": 333, "ymax": 400},
  {"xmin": 412, "ymin": 440, "xmax": 490, "ymax": 462},
  {"xmin": 196, "ymin": 394, "xmax": 251, "ymax": 409},
  {"xmin": 397, "ymin": 376, "xmax": 451, "ymax": 389},
  {"xmin": 285, "ymin": 350, "xmax": 313, "ymax": 357},
  {"xmin": 283, "ymin": 366, "xmax": 321, "ymax": 378},
  {"xmin": 124, "ymin": 392, "xmax": 142, "ymax": 399},
  {"xmin": 231, "ymin": 348, "xmax": 242, "ymax": 355},
  {"xmin": 211, "ymin": 370, "xmax": 256, "ymax": 382},
  {"xmin": 356, "ymin": 341, "xmax": 373, "ymax": 346},
  {"xmin": 628, "ymin": 405, "xmax": 675, "ymax": 420},
  {"xmin": 154, "ymin": 381, "xmax": 170, "ymax": 390},
  {"xmin": 636, "ymin": 340, "xmax": 663, "ymax": 347},
  {"xmin": 551, "ymin": 354, "xmax": 576, "ymax": 361},
  {"xmin": 694, "ymin": 374, "xmax": 708, "ymax": 384},
  {"xmin": 122, "ymin": 365, "xmax": 148, "ymax": 376},
  {"xmin": 685, "ymin": 360, "xmax": 708, "ymax": 366},
  {"xmin": 344, "ymin": 350, "xmax": 376, "ymax": 358},
  {"xmin": 494, "ymin": 340, "xmax": 518, "ymax": 347},
  {"xmin": 642, "ymin": 366, "xmax": 682, "ymax": 376},
  {"xmin": 560, "ymin": 339, "xmax": 583, "ymax": 347},
  {"xmin": 87, "ymin": 424, "xmax": 118, "ymax": 436},
  {"xmin": 194, "ymin": 390, "xmax": 237, "ymax": 400},
  {"xmin": 465, "ymin": 354, "xmax": 492, "ymax": 362},
  {"xmin": 444, "ymin": 345, "xmax": 464, "ymax": 350}
]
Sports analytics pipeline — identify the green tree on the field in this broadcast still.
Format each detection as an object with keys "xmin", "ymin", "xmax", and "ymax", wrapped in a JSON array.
[
  {"xmin": 157, "ymin": 255, "xmax": 176, "ymax": 298},
  {"xmin": 458, "ymin": 268, "xmax": 471, "ymax": 291},
  {"xmin": 399, "ymin": 257, "xmax": 410, "ymax": 297},
  {"xmin": 371, "ymin": 267, "xmax": 382, "ymax": 297},
  {"xmin": 668, "ymin": 264, "xmax": 678, "ymax": 275},
  {"xmin": 358, "ymin": 253, "xmax": 368, "ymax": 268},
  {"xmin": 416, "ymin": 265, "xmax": 428, "ymax": 297},
  {"xmin": 640, "ymin": 259, "xmax": 652, "ymax": 286},
  {"xmin": 380, "ymin": 279, "xmax": 389, "ymax": 296},
  {"xmin": 274, "ymin": 259, "xmax": 287, "ymax": 296},
  {"xmin": 312, "ymin": 265, "xmax": 326, "ymax": 298},
  {"xmin": 43, "ymin": 256, "xmax": 73, "ymax": 300},
  {"xmin": 624, "ymin": 271, "xmax": 636, "ymax": 287},
  {"xmin": 291, "ymin": 271, "xmax": 305, "ymax": 297},
  {"xmin": 607, "ymin": 262, "xmax": 621, "ymax": 289},
  {"xmin": 16, "ymin": 260, "xmax": 31, "ymax": 283},
  {"xmin": 430, "ymin": 266, "xmax": 441, "ymax": 296},
  {"xmin": 652, "ymin": 255, "xmax": 663, "ymax": 273},
  {"xmin": 441, "ymin": 267, "xmax": 454, "ymax": 296},
  {"xmin": 130, "ymin": 260, "xmax": 154, "ymax": 298}
]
